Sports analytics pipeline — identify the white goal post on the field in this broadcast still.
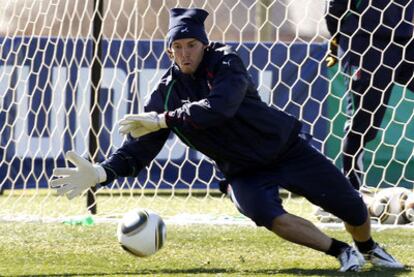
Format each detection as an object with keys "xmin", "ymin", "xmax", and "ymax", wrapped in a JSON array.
[{"xmin": 0, "ymin": 0, "xmax": 413, "ymax": 225}]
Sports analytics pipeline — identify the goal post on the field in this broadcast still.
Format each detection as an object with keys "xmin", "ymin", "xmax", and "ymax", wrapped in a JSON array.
[{"xmin": 0, "ymin": 0, "xmax": 413, "ymax": 225}]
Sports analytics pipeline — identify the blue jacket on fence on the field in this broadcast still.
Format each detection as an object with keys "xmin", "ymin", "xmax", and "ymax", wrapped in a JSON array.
[
  {"xmin": 326, "ymin": 0, "xmax": 414, "ymax": 58},
  {"xmin": 101, "ymin": 42, "xmax": 301, "ymax": 183}
]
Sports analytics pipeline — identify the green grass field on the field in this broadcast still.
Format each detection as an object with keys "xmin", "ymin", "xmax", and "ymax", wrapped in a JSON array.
[
  {"xmin": 0, "ymin": 193, "xmax": 413, "ymax": 276},
  {"xmin": 0, "ymin": 223, "xmax": 413, "ymax": 276}
]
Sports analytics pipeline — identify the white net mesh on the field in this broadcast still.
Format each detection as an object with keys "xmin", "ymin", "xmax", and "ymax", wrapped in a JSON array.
[{"xmin": 0, "ymin": 0, "xmax": 413, "ymax": 226}]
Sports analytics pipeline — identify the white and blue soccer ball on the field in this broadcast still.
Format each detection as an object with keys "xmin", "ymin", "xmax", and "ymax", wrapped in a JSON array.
[{"xmin": 117, "ymin": 209, "xmax": 166, "ymax": 257}]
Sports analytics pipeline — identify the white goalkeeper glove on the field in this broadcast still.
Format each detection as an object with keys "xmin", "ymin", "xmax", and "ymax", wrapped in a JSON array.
[
  {"xmin": 50, "ymin": 151, "xmax": 107, "ymax": 200},
  {"xmin": 118, "ymin": 111, "xmax": 167, "ymax": 138}
]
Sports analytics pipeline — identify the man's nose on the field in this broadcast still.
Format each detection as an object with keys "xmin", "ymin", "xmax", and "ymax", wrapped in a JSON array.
[{"xmin": 182, "ymin": 47, "xmax": 191, "ymax": 57}]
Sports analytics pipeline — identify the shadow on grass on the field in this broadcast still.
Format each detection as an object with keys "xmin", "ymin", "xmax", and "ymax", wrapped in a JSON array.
[
  {"xmin": 4, "ymin": 268, "xmax": 229, "ymax": 277},
  {"xmin": 6, "ymin": 266, "xmax": 412, "ymax": 276},
  {"xmin": 275, "ymin": 267, "xmax": 411, "ymax": 276}
]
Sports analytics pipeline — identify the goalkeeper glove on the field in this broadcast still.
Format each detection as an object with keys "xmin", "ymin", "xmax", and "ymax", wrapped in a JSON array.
[
  {"xmin": 119, "ymin": 111, "xmax": 167, "ymax": 138},
  {"xmin": 325, "ymin": 37, "xmax": 339, "ymax": 68},
  {"xmin": 50, "ymin": 151, "xmax": 107, "ymax": 199}
]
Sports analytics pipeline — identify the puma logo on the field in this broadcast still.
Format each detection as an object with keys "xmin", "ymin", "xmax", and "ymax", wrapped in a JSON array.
[
  {"xmin": 222, "ymin": 60, "xmax": 231, "ymax": 67},
  {"xmin": 181, "ymin": 98, "xmax": 191, "ymax": 104}
]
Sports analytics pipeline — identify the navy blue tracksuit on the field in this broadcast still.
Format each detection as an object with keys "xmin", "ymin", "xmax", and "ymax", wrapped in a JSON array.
[
  {"xmin": 326, "ymin": 0, "xmax": 414, "ymax": 189},
  {"xmin": 101, "ymin": 43, "xmax": 366, "ymax": 229}
]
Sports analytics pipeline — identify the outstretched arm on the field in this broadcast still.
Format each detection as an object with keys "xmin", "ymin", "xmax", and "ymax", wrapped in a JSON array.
[
  {"xmin": 50, "ymin": 129, "xmax": 170, "ymax": 199},
  {"xmin": 50, "ymin": 88, "xmax": 170, "ymax": 199},
  {"xmin": 100, "ymin": 129, "xmax": 170, "ymax": 184}
]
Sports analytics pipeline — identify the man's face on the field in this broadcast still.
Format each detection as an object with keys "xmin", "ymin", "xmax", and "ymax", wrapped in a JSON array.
[{"xmin": 169, "ymin": 38, "xmax": 206, "ymax": 74}]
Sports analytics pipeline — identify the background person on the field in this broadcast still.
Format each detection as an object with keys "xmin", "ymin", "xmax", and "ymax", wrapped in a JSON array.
[{"xmin": 325, "ymin": 0, "xmax": 414, "ymax": 189}]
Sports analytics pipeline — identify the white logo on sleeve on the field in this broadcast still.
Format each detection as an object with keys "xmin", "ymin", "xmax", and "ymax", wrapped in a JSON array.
[
  {"xmin": 222, "ymin": 60, "xmax": 231, "ymax": 67},
  {"xmin": 181, "ymin": 98, "xmax": 191, "ymax": 104},
  {"xmin": 180, "ymin": 27, "xmax": 189, "ymax": 33}
]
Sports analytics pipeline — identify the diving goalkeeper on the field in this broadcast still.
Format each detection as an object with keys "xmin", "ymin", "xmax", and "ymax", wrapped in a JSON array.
[{"xmin": 51, "ymin": 7, "xmax": 403, "ymax": 272}]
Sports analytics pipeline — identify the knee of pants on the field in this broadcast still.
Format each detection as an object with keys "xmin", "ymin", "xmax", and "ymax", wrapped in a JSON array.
[
  {"xmin": 332, "ymin": 194, "xmax": 368, "ymax": 226},
  {"xmin": 346, "ymin": 207, "xmax": 368, "ymax": 227},
  {"xmin": 233, "ymin": 198, "xmax": 285, "ymax": 230},
  {"xmin": 230, "ymin": 190, "xmax": 286, "ymax": 230},
  {"xmin": 245, "ymin": 207, "xmax": 270, "ymax": 229}
]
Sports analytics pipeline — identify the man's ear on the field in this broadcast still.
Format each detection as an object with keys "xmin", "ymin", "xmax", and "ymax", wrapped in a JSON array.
[{"xmin": 166, "ymin": 49, "xmax": 174, "ymax": 60}]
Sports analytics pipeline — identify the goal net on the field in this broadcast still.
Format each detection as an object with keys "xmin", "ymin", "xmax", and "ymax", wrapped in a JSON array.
[{"xmin": 0, "ymin": 0, "xmax": 413, "ymax": 226}]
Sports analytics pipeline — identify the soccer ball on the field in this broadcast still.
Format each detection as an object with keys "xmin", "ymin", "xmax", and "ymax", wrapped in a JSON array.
[
  {"xmin": 368, "ymin": 187, "xmax": 410, "ymax": 224},
  {"xmin": 117, "ymin": 209, "xmax": 166, "ymax": 257},
  {"xmin": 403, "ymin": 192, "xmax": 414, "ymax": 222}
]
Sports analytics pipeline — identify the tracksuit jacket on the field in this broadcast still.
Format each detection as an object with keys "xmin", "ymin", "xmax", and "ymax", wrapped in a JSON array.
[{"xmin": 100, "ymin": 42, "xmax": 301, "ymax": 185}]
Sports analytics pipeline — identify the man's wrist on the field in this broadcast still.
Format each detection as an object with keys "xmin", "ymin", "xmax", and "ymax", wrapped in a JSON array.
[
  {"xmin": 94, "ymin": 164, "xmax": 107, "ymax": 183},
  {"xmin": 158, "ymin": 113, "xmax": 168, "ymax": 128}
]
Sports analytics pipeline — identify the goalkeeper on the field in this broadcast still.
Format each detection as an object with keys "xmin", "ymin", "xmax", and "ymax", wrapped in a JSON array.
[
  {"xmin": 325, "ymin": 0, "xmax": 414, "ymax": 190},
  {"xmin": 51, "ymin": 8, "xmax": 403, "ymax": 272}
]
